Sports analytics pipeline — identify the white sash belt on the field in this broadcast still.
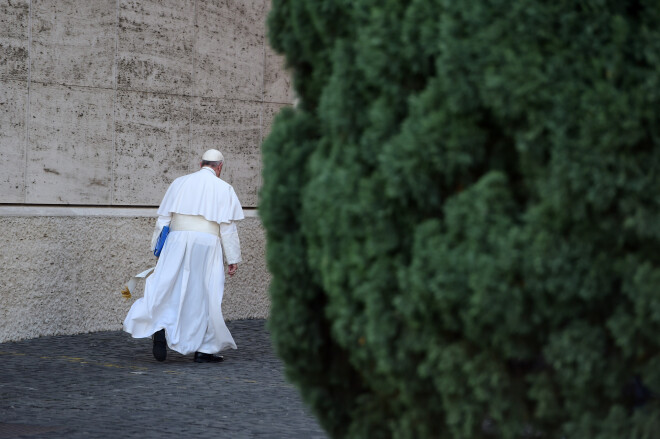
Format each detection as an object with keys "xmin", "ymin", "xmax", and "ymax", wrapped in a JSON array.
[{"xmin": 170, "ymin": 213, "xmax": 219, "ymax": 236}]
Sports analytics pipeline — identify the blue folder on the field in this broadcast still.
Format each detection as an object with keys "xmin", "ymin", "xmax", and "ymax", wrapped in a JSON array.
[{"xmin": 153, "ymin": 225, "xmax": 170, "ymax": 257}]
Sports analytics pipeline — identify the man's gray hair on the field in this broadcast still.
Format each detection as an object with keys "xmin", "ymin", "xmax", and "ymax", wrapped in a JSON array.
[{"xmin": 201, "ymin": 160, "xmax": 223, "ymax": 167}]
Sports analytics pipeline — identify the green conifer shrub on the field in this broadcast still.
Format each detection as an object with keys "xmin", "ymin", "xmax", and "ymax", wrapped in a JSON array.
[{"xmin": 260, "ymin": 1, "xmax": 660, "ymax": 437}]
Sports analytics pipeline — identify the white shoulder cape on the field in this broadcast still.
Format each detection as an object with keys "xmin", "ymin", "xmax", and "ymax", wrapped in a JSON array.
[{"xmin": 157, "ymin": 168, "xmax": 244, "ymax": 224}]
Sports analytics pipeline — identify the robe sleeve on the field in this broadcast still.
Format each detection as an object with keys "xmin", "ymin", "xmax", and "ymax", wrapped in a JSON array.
[
  {"xmin": 150, "ymin": 215, "xmax": 172, "ymax": 252},
  {"xmin": 220, "ymin": 221, "xmax": 242, "ymax": 265}
]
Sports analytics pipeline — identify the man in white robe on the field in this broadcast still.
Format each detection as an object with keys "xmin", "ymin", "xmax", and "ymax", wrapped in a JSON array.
[{"xmin": 123, "ymin": 149, "xmax": 244, "ymax": 363}]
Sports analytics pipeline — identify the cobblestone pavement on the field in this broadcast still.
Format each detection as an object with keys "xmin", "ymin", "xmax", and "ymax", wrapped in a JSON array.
[{"xmin": 0, "ymin": 320, "xmax": 328, "ymax": 439}]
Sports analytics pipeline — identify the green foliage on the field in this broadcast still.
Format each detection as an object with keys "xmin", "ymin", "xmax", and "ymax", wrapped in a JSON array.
[{"xmin": 261, "ymin": 1, "xmax": 660, "ymax": 437}]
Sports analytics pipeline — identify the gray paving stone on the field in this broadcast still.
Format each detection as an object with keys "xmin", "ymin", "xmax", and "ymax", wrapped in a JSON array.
[{"xmin": 0, "ymin": 320, "xmax": 327, "ymax": 439}]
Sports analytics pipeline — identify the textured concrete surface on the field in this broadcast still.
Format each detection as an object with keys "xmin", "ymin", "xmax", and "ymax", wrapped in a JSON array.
[
  {"xmin": 0, "ymin": 0, "xmax": 29, "ymax": 81},
  {"xmin": 117, "ymin": 0, "xmax": 195, "ymax": 95},
  {"xmin": 223, "ymin": 216, "xmax": 271, "ymax": 321},
  {"xmin": 0, "ymin": 80, "xmax": 27, "ymax": 203},
  {"xmin": 195, "ymin": 0, "xmax": 266, "ymax": 101},
  {"xmin": 30, "ymin": 0, "xmax": 116, "ymax": 88},
  {"xmin": 113, "ymin": 90, "xmax": 194, "ymax": 205},
  {"xmin": 263, "ymin": 0, "xmax": 294, "ymax": 104},
  {"xmin": 192, "ymin": 98, "xmax": 263, "ymax": 207},
  {"xmin": 26, "ymin": 83, "xmax": 114, "ymax": 204},
  {"xmin": 0, "ymin": 0, "xmax": 293, "ymax": 341},
  {"xmin": 0, "ymin": 214, "xmax": 269, "ymax": 343},
  {"xmin": 0, "ymin": 319, "xmax": 327, "ymax": 438},
  {"xmin": 264, "ymin": 42, "xmax": 294, "ymax": 104},
  {"xmin": 0, "ymin": 0, "xmax": 293, "ymax": 207}
]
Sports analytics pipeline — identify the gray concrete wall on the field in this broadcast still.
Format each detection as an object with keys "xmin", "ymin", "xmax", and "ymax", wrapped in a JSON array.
[
  {"xmin": 0, "ymin": 0, "xmax": 292, "ymax": 342},
  {"xmin": 0, "ymin": 210, "xmax": 270, "ymax": 343}
]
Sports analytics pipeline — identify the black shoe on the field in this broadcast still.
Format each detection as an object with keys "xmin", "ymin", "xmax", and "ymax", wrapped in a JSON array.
[
  {"xmin": 152, "ymin": 329, "xmax": 167, "ymax": 362},
  {"xmin": 194, "ymin": 352, "xmax": 224, "ymax": 363}
]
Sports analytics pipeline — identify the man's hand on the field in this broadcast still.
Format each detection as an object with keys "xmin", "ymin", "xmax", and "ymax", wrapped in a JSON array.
[{"xmin": 228, "ymin": 264, "xmax": 238, "ymax": 276}]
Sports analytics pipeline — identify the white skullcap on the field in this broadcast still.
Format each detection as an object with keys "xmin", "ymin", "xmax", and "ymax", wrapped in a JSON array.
[{"xmin": 202, "ymin": 149, "xmax": 224, "ymax": 162}]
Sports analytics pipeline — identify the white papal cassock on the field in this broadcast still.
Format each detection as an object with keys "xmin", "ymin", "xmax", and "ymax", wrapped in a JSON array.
[{"xmin": 123, "ymin": 167, "xmax": 244, "ymax": 355}]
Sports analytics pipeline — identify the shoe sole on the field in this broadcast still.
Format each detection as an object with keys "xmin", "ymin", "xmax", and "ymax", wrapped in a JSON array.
[
  {"xmin": 194, "ymin": 355, "xmax": 224, "ymax": 363},
  {"xmin": 152, "ymin": 329, "xmax": 167, "ymax": 362}
]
